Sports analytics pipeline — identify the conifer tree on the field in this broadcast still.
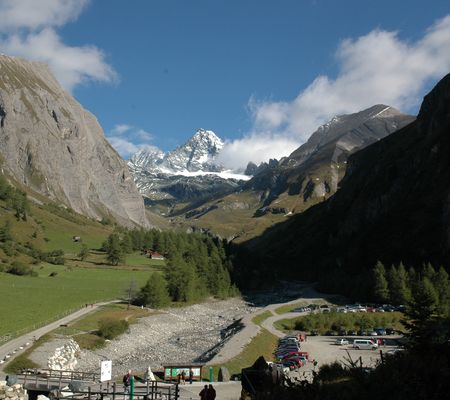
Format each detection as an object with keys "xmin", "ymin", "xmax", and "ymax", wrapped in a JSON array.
[
  {"xmin": 404, "ymin": 277, "xmax": 439, "ymax": 346},
  {"xmin": 106, "ymin": 233, "xmax": 124, "ymax": 266},
  {"xmin": 388, "ymin": 264, "xmax": 410, "ymax": 305},
  {"xmin": 422, "ymin": 263, "xmax": 436, "ymax": 281},
  {"xmin": 372, "ymin": 261, "xmax": 390, "ymax": 303},
  {"xmin": 433, "ymin": 266, "xmax": 450, "ymax": 316},
  {"xmin": 136, "ymin": 273, "xmax": 171, "ymax": 308}
]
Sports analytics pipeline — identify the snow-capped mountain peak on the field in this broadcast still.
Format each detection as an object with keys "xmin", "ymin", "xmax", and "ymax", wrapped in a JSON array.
[
  {"xmin": 164, "ymin": 128, "xmax": 224, "ymax": 172},
  {"xmin": 128, "ymin": 146, "xmax": 165, "ymax": 171},
  {"xmin": 128, "ymin": 128, "xmax": 248, "ymax": 201}
]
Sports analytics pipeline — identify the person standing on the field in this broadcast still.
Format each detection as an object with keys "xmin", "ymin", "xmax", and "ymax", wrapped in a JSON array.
[
  {"xmin": 123, "ymin": 370, "xmax": 132, "ymax": 399},
  {"xmin": 207, "ymin": 384, "xmax": 216, "ymax": 400},
  {"xmin": 199, "ymin": 384, "xmax": 208, "ymax": 400}
]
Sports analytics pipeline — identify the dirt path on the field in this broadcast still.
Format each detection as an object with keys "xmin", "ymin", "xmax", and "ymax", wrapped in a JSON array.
[{"xmin": 0, "ymin": 300, "xmax": 119, "ymax": 375}]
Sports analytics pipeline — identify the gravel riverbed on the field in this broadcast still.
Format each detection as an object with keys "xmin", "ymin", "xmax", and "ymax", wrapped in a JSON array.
[{"xmin": 75, "ymin": 298, "xmax": 257, "ymax": 375}]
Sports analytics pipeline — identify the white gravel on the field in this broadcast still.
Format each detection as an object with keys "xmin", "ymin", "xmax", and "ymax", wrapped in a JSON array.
[{"xmin": 75, "ymin": 298, "xmax": 257, "ymax": 376}]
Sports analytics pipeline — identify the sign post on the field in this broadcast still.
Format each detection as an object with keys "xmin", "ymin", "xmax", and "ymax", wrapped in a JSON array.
[{"xmin": 100, "ymin": 360, "xmax": 112, "ymax": 382}]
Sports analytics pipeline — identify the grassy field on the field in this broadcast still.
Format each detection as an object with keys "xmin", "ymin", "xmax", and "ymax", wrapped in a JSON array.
[
  {"xmin": 206, "ymin": 328, "xmax": 279, "ymax": 379},
  {"xmin": 55, "ymin": 303, "xmax": 154, "ymax": 350},
  {"xmin": 4, "ymin": 304, "xmax": 153, "ymax": 373},
  {"xmin": 252, "ymin": 310, "xmax": 273, "ymax": 326},
  {"xmin": 0, "ymin": 264, "xmax": 156, "ymax": 339}
]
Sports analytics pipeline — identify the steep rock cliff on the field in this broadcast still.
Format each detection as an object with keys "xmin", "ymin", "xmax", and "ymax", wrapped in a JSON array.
[{"xmin": 0, "ymin": 55, "xmax": 148, "ymax": 226}]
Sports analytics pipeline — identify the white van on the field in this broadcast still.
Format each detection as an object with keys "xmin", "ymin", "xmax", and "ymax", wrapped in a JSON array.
[{"xmin": 353, "ymin": 339, "xmax": 378, "ymax": 350}]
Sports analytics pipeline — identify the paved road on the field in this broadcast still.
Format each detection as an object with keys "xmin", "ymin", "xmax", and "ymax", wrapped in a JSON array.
[
  {"xmin": 0, "ymin": 300, "xmax": 119, "ymax": 375},
  {"xmin": 208, "ymin": 285, "xmax": 327, "ymax": 364}
]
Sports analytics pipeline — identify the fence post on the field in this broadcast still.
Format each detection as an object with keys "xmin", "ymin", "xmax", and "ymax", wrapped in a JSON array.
[
  {"xmin": 130, "ymin": 375, "xmax": 134, "ymax": 400},
  {"xmin": 112, "ymin": 382, "xmax": 116, "ymax": 400},
  {"xmin": 88, "ymin": 386, "xmax": 91, "ymax": 400}
]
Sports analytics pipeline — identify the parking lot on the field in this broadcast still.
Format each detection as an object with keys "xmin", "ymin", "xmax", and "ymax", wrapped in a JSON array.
[{"xmin": 281, "ymin": 335, "xmax": 403, "ymax": 381}]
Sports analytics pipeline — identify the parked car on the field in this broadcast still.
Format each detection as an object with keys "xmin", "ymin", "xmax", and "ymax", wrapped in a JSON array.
[
  {"xmin": 375, "ymin": 327, "xmax": 387, "ymax": 336},
  {"xmin": 353, "ymin": 339, "xmax": 378, "ymax": 350},
  {"xmin": 358, "ymin": 330, "xmax": 368, "ymax": 336},
  {"xmin": 348, "ymin": 330, "xmax": 358, "ymax": 336},
  {"xmin": 369, "ymin": 331, "xmax": 378, "ymax": 336},
  {"xmin": 385, "ymin": 328, "xmax": 396, "ymax": 335},
  {"xmin": 335, "ymin": 338, "xmax": 349, "ymax": 345},
  {"xmin": 310, "ymin": 330, "xmax": 319, "ymax": 336}
]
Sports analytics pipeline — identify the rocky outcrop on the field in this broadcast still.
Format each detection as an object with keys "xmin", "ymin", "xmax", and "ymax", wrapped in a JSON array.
[
  {"xmin": 0, "ymin": 382, "xmax": 28, "ymax": 400},
  {"xmin": 47, "ymin": 339, "xmax": 80, "ymax": 372},
  {"xmin": 0, "ymin": 55, "xmax": 148, "ymax": 227}
]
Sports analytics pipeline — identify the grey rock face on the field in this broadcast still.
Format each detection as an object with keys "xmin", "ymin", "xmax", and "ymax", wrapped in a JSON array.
[
  {"xmin": 129, "ymin": 129, "xmax": 245, "ymax": 202},
  {"xmin": 0, "ymin": 55, "xmax": 148, "ymax": 227},
  {"xmin": 246, "ymin": 105, "xmax": 415, "ymax": 207}
]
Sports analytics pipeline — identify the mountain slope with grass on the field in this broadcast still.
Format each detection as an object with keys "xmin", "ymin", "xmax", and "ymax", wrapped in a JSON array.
[
  {"xmin": 168, "ymin": 105, "xmax": 413, "ymax": 242},
  {"xmin": 233, "ymin": 73, "xmax": 450, "ymax": 294}
]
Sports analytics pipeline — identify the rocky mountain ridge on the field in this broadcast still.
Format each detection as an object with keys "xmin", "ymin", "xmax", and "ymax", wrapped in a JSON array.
[
  {"xmin": 235, "ymin": 73, "xmax": 450, "ymax": 292},
  {"xmin": 169, "ymin": 105, "xmax": 414, "ymax": 241},
  {"xmin": 0, "ymin": 55, "xmax": 148, "ymax": 227},
  {"xmin": 128, "ymin": 129, "xmax": 249, "ymax": 203},
  {"xmin": 245, "ymin": 104, "xmax": 415, "ymax": 210}
]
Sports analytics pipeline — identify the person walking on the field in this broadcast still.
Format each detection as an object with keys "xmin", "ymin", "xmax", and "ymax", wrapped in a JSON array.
[
  {"xmin": 199, "ymin": 384, "xmax": 208, "ymax": 400},
  {"xmin": 207, "ymin": 384, "xmax": 216, "ymax": 400},
  {"xmin": 189, "ymin": 369, "xmax": 194, "ymax": 384}
]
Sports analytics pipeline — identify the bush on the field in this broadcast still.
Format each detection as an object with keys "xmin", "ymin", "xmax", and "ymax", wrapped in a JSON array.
[
  {"xmin": 7, "ymin": 261, "xmax": 37, "ymax": 277},
  {"xmin": 97, "ymin": 318, "xmax": 129, "ymax": 340}
]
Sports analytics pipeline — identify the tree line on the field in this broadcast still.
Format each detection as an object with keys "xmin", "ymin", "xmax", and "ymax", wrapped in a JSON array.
[
  {"xmin": 102, "ymin": 228, "xmax": 239, "ymax": 308},
  {"xmin": 371, "ymin": 261, "xmax": 449, "ymax": 315}
]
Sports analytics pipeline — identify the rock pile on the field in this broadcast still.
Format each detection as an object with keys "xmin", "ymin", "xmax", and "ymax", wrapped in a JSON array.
[
  {"xmin": 47, "ymin": 339, "xmax": 80, "ymax": 372},
  {"xmin": 0, "ymin": 382, "xmax": 28, "ymax": 400}
]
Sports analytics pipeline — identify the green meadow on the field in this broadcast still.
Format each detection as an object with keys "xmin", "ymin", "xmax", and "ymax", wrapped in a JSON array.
[{"xmin": 0, "ymin": 263, "xmax": 155, "ymax": 339}]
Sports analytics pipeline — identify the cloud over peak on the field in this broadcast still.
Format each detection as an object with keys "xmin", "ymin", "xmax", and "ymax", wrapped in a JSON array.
[{"xmin": 221, "ymin": 14, "xmax": 450, "ymax": 170}]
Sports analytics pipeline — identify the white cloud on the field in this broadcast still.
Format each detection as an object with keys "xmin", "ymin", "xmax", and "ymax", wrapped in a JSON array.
[
  {"xmin": 0, "ymin": 0, "xmax": 89, "ymax": 32},
  {"xmin": 0, "ymin": 0, "xmax": 116, "ymax": 91},
  {"xmin": 222, "ymin": 14, "xmax": 450, "ymax": 169},
  {"xmin": 217, "ymin": 134, "xmax": 300, "ymax": 170},
  {"xmin": 111, "ymin": 124, "xmax": 133, "ymax": 135},
  {"xmin": 107, "ymin": 124, "xmax": 157, "ymax": 159},
  {"xmin": 108, "ymin": 137, "xmax": 142, "ymax": 158}
]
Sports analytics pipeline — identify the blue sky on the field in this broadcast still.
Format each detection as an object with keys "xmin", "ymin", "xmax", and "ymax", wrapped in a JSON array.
[{"xmin": 1, "ymin": 0, "xmax": 450, "ymax": 168}]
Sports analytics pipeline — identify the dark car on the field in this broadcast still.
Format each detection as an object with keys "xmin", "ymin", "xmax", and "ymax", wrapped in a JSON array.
[
  {"xmin": 348, "ymin": 330, "xmax": 358, "ymax": 336},
  {"xmin": 375, "ymin": 327, "xmax": 387, "ymax": 336}
]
